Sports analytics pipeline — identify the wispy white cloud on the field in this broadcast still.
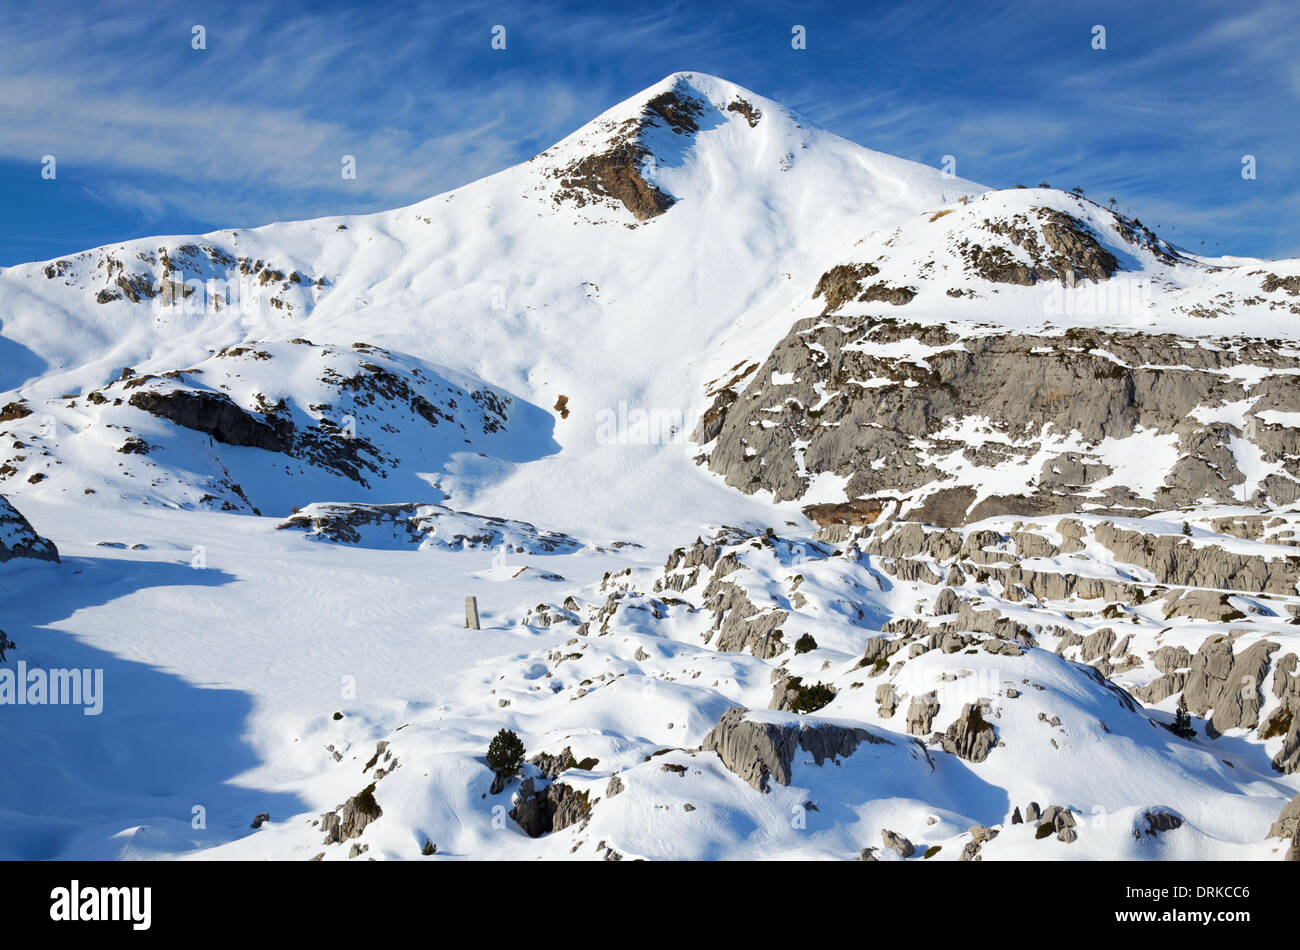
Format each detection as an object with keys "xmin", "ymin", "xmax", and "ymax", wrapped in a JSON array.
[{"xmin": 0, "ymin": 0, "xmax": 1296, "ymax": 260}]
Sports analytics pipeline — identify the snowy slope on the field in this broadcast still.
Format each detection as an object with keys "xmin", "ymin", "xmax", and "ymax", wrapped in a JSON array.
[{"xmin": 0, "ymin": 72, "xmax": 1298, "ymax": 861}]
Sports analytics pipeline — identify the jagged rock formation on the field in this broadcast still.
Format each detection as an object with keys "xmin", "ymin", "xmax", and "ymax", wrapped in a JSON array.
[
  {"xmin": 700, "ymin": 707, "xmax": 889, "ymax": 792},
  {"xmin": 321, "ymin": 783, "xmax": 382, "ymax": 845},
  {"xmin": 1183, "ymin": 635, "xmax": 1278, "ymax": 737},
  {"xmin": 0, "ymin": 339, "xmax": 520, "ymax": 511},
  {"xmin": 941, "ymin": 702, "xmax": 997, "ymax": 762},
  {"xmin": 546, "ymin": 78, "xmax": 716, "ymax": 221},
  {"xmin": 128, "ymin": 388, "xmax": 290, "ymax": 452},
  {"xmin": 279, "ymin": 501, "xmax": 581, "ymax": 553},
  {"xmin": 1268, "ymin": 793, "xmax": 1300, "ymax": 860},
  {"xmin": 1037, "ymin": 805, "xmax": 1079, "ymax": 843},
  {"xmin": 0, "ymin": 495, "xmax": 59, "ymax": 564},
  {"xmin": 510, "ymin": 778, "xmax": 592, "ymax": 837},
  {"xmin": 695, "ymin": 316, "xmax": 1300, "ymax": 518},
  {"xmin": 960, "ymin": 824, "xmax": 1000, "ymax": 861}
]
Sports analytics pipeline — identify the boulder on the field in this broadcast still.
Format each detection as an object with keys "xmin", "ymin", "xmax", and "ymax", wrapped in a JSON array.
[{"xmin": 881, "ymin": 828, "xmax": 915, "ymax": 858}]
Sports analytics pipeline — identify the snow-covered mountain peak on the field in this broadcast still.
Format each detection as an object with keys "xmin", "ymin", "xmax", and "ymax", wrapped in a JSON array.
[
  {"xmin": 525, "ymin": 70, "xmax": 984, "ymax": 226},
  {"xmin": 1, "ymin": 71, "xmax": 1299, "ymax": 865}
]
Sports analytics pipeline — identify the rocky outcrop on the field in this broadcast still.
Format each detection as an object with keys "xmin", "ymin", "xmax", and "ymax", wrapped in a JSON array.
[
  {"xmin": 880, "ymin": 828, "xmax": 915, "ymax": 858},
  {"xmin": 906, "ymin": 692, "xmax": 940, "ymax": 736},
  {"xmin": 510, "ymin": 778, "xmax": 592, "ymax": 837},
  {"xmin": 1097, "ymin": 523, "xmax": 1300, "ymax": 596},
  {"xmin": 1268, "ymin": 794, "xmax": 1300, "ymax": 843},
  {"xmin": 695, "ymin": 315, "xmax": 1300, "ymax": 517},
  {"xmin": 702, "ymin": 577, "xmax": 788, "ymax": 659},
  {"xmin": 1132, "ymin": 672, "xmax": 1186, "ymax": 705},
  {"xmin": 1135, "ymin": 810, "xmax": 1183, "ymax": 839},
  {"xmin": 128, "ymin": 388, "xmax": 291, "ymax": 452},
  {"xmin": 549, "ymin": 81, "xmax": 711, "ymax": 222},
  {"xmin": 279, "ymin": 501, "xmax": 581, "ymax": 553},
  {"xmin": 0, "ymin": 496, "xmax": 59, "ymax": 564},
  {"xmin": 961, "ymin": 824, "xmax": 1000, "ymax": 861},
  {"xmin": 700, "ymin": 707, "xmax": 888, "ymax": 792},
  {"xmin": 875, "ymin": 683, "xmax": 899, "ymax": 718},
  {"xmin": 1036, "ymin": 805, "xmax": 1078, "ymax": 843},
  {"xmin": 941, "ymin": 703, "xmax": 997, "ymax": 762},
  {"xmin": 530, "ymin": 747, "xmax": 578, "ymax": 779},
  {"xmin": 1182, "ymin": 635, "xmax": 1279, "ymax": 736},
  {"xmin": 321, "ymin": 783, "xmax": 382, "ymax": 845}
]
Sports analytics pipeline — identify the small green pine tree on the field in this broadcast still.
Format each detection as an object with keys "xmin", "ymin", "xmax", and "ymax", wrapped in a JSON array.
[
  {"xmin": 487, "ymin": 728, "xmax": 526, "ymax": 776},
  {"xmin": 1171, "ymin": 695, "xmax": 1196, "ymax": 739},
  {"xmin": 794, "ymin": 633, "xmax": 818, "ymax": 655}
]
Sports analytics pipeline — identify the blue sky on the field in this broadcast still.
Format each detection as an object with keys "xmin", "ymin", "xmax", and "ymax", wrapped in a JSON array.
[{"xmin": 1, "ymin": 0, "xmax": 1297, "ymax": 265}]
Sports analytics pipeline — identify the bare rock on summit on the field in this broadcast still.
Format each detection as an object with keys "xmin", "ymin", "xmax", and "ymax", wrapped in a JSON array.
[{"xmin": 548, "ymin": 79, "xmax": 714, "ymax": 222}]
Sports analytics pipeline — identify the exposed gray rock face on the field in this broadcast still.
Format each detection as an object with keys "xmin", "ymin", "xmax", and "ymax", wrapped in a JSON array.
[
  {"xmin": 0, "ymin": 495, "xmax": 59, "ymax": 563},
  {"xmin": 769, "ymin": 675, "xmax": 837, "ymax": 714},
  {"xmin": 703, "ymin": 576, "xmax": 788, "ymax": 659},
  {"xmin": 1153, "ymin": 645, "xmax": 1193, "ymax": 673},
  {"xmin": 881, "ymin": 828, "xmax": 915, "ymax": 858},
  {"xmin": 701, "ymin": 707, "xmax": 889, "ymax": 792},
  {"xmin": 510, "ymin": 778, "xmax": 592, "ymax": 837},
  {"xmin": 941, "ymin": 703, "xmax": 997, "ymax": 762},
  {"xmin": 1038, "ymin": 805, "xmax": 1078, "ymax": 843},
  {"xmin": 1097, "ymin": 523, "xmax": 1300, "ymax": 595},
  {"xmin": 1183, "ymin": 635, "xmax": 1279, "ymax": 736},
  {"xmin": 128, "ymin": 388, "xmax": 290, "ymax": 452},
  {"xmin": 1274, "ymin": 794, "xmax": 1300, "ymax": 860},
  {"xmin": 905, "ymin": 691, "xmax": 940, "ymax": 736},
  {"xmin": 530, "ymin": 747, "xmax": 577, "ymax": 779},
  {"xmin": 860, "ymin": 635, "xmax": 904, "ymax": 669},
  {"xmin": 694, "ymin": 316, "xmax": 1300, "ymax": 519},
  {"xmin": 605, "ymin": 774, "xmax": 625, "ymax": 797},
  {"xmin": 1132, "ymin": 672, "xmax": 1186, "ymax": 705},
  {"xmin": 1269, "ymin": 793, "xmax": 1300, "ymax": 842},
  {"xmin": 321, "ymin": 783, "xmax": 382, "ymax": 845},
  {"xmin": 875, "ymin": 683, "xmax": 899, "ymax": 718},
  {"xmin": 934, "ymin": 587, "xmax": 961, "ymax": 616},
  {"xmin": 1274, "ymin": 716, "xmax": 1300, "ymax": 775},
  {"xmin": 961, "ymin": 824, "xmax": 1000, "ymax": 861}
]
